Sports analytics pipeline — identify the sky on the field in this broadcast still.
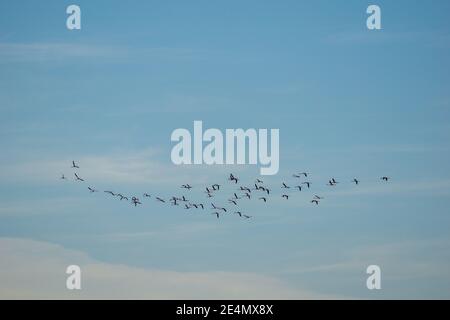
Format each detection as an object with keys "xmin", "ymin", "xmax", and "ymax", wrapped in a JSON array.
[{"xmin": 0, "ymin": 0, "xmax": 450, "ymax": 299}]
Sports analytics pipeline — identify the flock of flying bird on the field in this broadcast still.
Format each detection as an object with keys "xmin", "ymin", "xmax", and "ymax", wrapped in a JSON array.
[{"xmin": 62, "ymin": 161, "xmax": 391, "ymax": 220}]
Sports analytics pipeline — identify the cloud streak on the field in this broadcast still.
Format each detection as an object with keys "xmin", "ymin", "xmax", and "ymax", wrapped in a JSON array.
[{"xmin": 0, "ymin": 237, "xmax": 332, "ymax": 299}]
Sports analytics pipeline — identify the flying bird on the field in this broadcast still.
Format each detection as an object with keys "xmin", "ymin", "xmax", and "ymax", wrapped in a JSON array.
[
  {"xmin": 259, "ymin": 197, "xmax": 267, "ymax": 202},
  {"xmin": 302, "ymin": 182, "xmax": 311, "ymax": 188},
  {"xmin": 311, "ymin": 200, "xmax": 319, "ymax": 205},
  {"xmin": 282, "ymin": 182, "xmax": 290, "ymax": 189},
  {"xmin": 282, "ymin": 194, "xmax": 289, "ymax": 200},
  {"xmin": 229, "ymin": 173, "xmax": 239, "ymax": 184},
  {"xmin": 181, "ymin": 184, "xmax": 192, "ymax": 190},
  {"xmin": 211, "ymin": 212, "xmax": 220, "ymax": 219},
  {"xmin": 352, "ymin": 178, "xmax": 359, "ymax": 185},
  {"xmin": 88, "ymin": 187, "xmax": 98, "ymax": 193},
  {"xmin": 156, "ymin": 197, "xmax": 165, "ymax": 203},
  {"xmin": 104, "ymin": 190, "xmax": 115, "ymax": 196},
  {"xmin": 71, "ymin": 161, "xmax": 79, "ymax": 169},
  {"xmin": 211, "ymin": 203, "xmax": 226, "ymax": 212},
  {"xmin": 61, "ymin": 174, "xmax": 67, "ymax": 180},
  {"xmin": 74, "ymin": 173, "xmax": 84, "ymax": 182},
  {"xmin": 295, "ymin": 186, "xmax": 302, "ymax": 191},
  {"xmin": 381, "ymin": 176, "xmax": 390, "ymax": 182}
]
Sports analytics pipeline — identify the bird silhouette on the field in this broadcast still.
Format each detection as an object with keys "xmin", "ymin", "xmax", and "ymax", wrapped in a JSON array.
[
  {"xmin": 211, "ymin": 212, "xmax": 220, "ymax": 219},
  {"xmin": 74, "ymin": 173, "xmax": 84, "ymax": 182},
  {"xmin": 229, "ymin": 174, "xmax": 239, "ymax": 184},
  {"xmin": 71, "ymin": 161, "xmax": 79, "ymax": 169}
]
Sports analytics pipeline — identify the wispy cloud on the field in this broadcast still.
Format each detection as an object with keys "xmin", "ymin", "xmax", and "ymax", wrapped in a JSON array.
[
  {"xmin": 0, "ymin": 237, "xmax": 333, "ymax": 299},
  {"xmin": 0, "ymin": 42, "xmax": 198, "ymax": 63}
]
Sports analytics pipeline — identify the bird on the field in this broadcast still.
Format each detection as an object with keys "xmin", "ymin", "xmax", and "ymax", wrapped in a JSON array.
[
  {"xmin": 143, "ymin": 193, "xmax": 151, "ymax": 198},
  {"xmin": 331, "ymin": 178, "xmax": 338, "ymax": 184},
  {"xmin": 181, "ymin": 184, "xmax": 192, "ymax": 190},
  {"xmin": 302, "ymin": 182, "xmax": 311, "ymax": 188},
  {"xmin": 234, "ymin": 211, "xmax": 243, "ymax": 217},
  {"xmin": 229, "ymin": 199, "xmax": 238, "ymax": 206},
  {"xmin": 381, "ymin": 176, "xmax": 390, "ymax": 182},
  {"xmin": 212, "ymin": 184, "xmax": 220, "ymax": 191},
  {"xmin": 233, "ymin": 193, "xmax": 240, "ymax": 200},
  {"xmin": 184, "ymin": 204, "xmax": 191, "ymax": 209},
  {"xmin": 314, "ymin": 195, "xmax": 323, "ymax": 200},
  {"xmin": 211, "ymin": 203, "xmax": 226, "ymax": 212},
  {"xmin": 244, "ymin": 193, "xmax": 251, "ymax": 199},
  {"xmin": 104, "ymin": 190, "xmax": 115, "ymax": 196},
  {"xmin": 300, "ymin": 172, "xmax": 308, "ymax": 177},
  {"xmin": 292, "ymin": 174, "xmax": 301, "ymax": 178},
  {"xmin": 198, "ymin": 203, "xmax": 204, "ymax": 209},
  {"xmin": 259, "ymin": 197, "xmax": 267, "ymax": 202},
  {"xmin": 327, "ymin": 180, "xmax": 335, "ymax": 186},
  {"xmin": 255, "ymin": 179, "xmax": 264, "ymax": 184},
  {"xmin": 295, "ymin": 186, "xmax": 302, "ymax": 191},
  {"xmin": 211, "ymin": 212, "xmax": 220, "ymax": 219},
  {"xmin": 117, "ymin": 194, "xmax": 128, "ymax": 201},
  {"xmin": 132, "ymin": 198, "xmax": 142, "ymax": 206},
  {"xmin": 74, "ymin": 173, "xmax": 84, "ymax": 182},
  {"xmin": 311, "ymin": 200, "xmax": 319, "ymax": 205},
  {"xmin": 265, "ymin": 188, "xmax": 270, "ymax": 195},
  {"xmin": 282, "ymin": 194, "xmax": 289, "ymax": 200},
  {"xmin": 240, "ymin": 186, "xmax": 251, "ymax": 193},
  {"xmin": 229, "ymin": 173, "xmax": 239, "ymax": 184},
  {"xmin": 156, "ymin": 197, "xmax": 165, "ymax": 203},
  {"xmin": 61, "ymin": 174, "xmax": 67, "ymax": 180},
  {"xmin": 242, "ymin": 214, "xmax": 252, "ymax": 219},
  {"xmin": 71, "ymin": 161, "xmax": 79, "ymax": 169},
  {"xmin": 282, "ymin": 182, "xmax": 290, "ymax": 189},
  {"xmin": 88, "ymin": 187, "xmax": 97, "ymax": 193},
  {"xmin": 352, "ymin": 178, "xmax": 359, "ymax": 185}
]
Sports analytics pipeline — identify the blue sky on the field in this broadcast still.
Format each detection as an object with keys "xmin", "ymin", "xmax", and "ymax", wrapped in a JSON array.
[{"xmin": 1, "ymin": 0, "xmax": 450, "ymax": 299}]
